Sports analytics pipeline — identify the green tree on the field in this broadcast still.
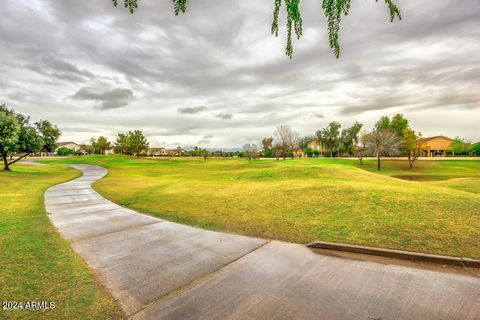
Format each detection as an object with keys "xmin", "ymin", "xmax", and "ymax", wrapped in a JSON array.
[
  {"xmin": 113, "ymin": 0, "xmax": 401, "ymax": 59},
  {"xmin": 57, "ymin": 147, "xmax": 79, "ymax": 156},
  {"xmin": 261, "ymin": 137, "xmax": 273, "ymax": 153},
  {"xmin": 449, "ymin": 137, "xmax": 467, "ymax": 156},
  {"xmin": 299, "ymin": 136, "xmax": 311, "ymax": 150},
  {"xmin": 1, "ymin": 104, "xmax": 58, "ymax": 171},
  {"xmin": 402, "ymin": 128, "xmax": 423, "ymax": 169},
  {"xmin": 315, "ymin": 129, "xmax": 325, "ymax": 157},
  {"xmin": 471, "ymin": 143, "xmax": 480, "ymax": 156},
  {"xmin": 390, "ymin": 114, "xmax": 409, "ymax": 137},
  {"xmin": 273, "ymin": 143, "xmax": 283, "ymax": 160},
  {"xmin": 35, "ymin": 119, "xmax": 61, "ymax": 153},
  {"xmin": 92, "ymin": 136, "xmax": 111, "ymax": 155},
  {"xmin": 340, "ymin": 122, "xmax": 363, "ymax": 155},
  {"xmin": 114, "ymin": 133, "xmax": 129, "ymax": 154},
  {"xmin": 127, "ymin": 130, "xmax": 149, "ymax": 157},
  {"xmin": 90, "ymin": 138, "xmax": 98, "ymax": 154},
  {"xmin": 201, "ymin": 149, "xmax": 209, "ymax": 161},
  {"xmin": 374, "ymin": 116, "xmax": 391, "ymax": 132},
  {"xmin": 0, "ymin": 107, "xmax": 20, "ymax": 171},
  {"xmin": 323, "ymin": 121, "xmax": 341, "ymax": 157},
  {"xmin": 374, "ymin": 114, "xmax": 409, "ymax": 138}
]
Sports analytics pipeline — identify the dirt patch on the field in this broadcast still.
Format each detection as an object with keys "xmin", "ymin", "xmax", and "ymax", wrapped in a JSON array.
[{"xmin": 391, "ymin": 175, "xmax": 457, "ymax": 181}]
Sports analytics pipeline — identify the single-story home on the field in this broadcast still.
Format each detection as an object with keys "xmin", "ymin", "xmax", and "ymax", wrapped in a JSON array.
[
  {"xmin": 148, "ymin": 147, "xmax": 168, "ymax": 156},
  {"xmin": 148, "ymin": 148, "xmax": 182, "ymax": 156},
  {"xmin": 294, "ymin": 140, "xmax": 325, "ymax": 158},
  {"xmin": 307, "ymin": 140, "xmax": 325, "ymax": 153},
  {"xmin": 57, "ymin": 141, "xmax": 83, "ymax": 152},
  {"xmin": 55, "ymin": 142, "xmax": 88, "ymax": 155},
  {"xmin": 419, "ymin": 136, "xmax": 453, "ymax": 157}
]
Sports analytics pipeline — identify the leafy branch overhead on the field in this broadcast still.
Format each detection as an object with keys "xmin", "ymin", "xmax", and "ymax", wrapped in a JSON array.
[{"xmin": 112, "ymin": 0, "xmax": 401, "ymax": 58}]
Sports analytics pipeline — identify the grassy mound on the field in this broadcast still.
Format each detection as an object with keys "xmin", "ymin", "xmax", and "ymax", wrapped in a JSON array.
[{"xmin": 42, "ymin": 155, "xmax": 480, "ymax": 259}]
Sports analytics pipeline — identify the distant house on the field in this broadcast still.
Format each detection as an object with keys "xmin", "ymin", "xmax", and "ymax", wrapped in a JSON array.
[
  {"xmin": 148, "ymin": 147, "xmax": 182, "ymax": 157},
  {"xmin": 148, "ymin": 147, "xmax": 167, "ymax": 156},
  {"xmin": 419, "ymin": 136, "xmax": 453, "ymax": 157},
  {"xmin": 307, "ymin": 140, "xmax": 325, "ymax": 153},
  {"xmin": 293, "ymin": 140, "xmax": 325, "ymax": 158},
  {"xmin": 55, "ymin": 142, "xmax": 87, "ymax": 155},
  {"xmin": 57, "ymin": 142, "xmax": 82, "ymax": 152},
  {"xmin": 297, "ymin": 140, "xmax": 326, "ymax": 158}
]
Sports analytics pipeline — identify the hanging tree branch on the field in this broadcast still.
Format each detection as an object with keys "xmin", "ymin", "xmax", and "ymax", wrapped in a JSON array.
[{"xmin": 112, "ymin": 0, "xmax": 401, "ymax": 58}]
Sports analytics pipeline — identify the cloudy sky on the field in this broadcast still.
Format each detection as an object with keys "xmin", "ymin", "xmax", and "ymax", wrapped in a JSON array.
[{"xmin": 1, "ymin": 0, "xmax": 479, "ymax": 148}]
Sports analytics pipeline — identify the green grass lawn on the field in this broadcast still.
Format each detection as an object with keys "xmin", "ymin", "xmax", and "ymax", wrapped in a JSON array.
[
  {"xmin": 41, "ymin": 155, "xmax": 480, "ymax": 259},
  {"xmin": 0, "ymin": 164, "xmax": 121, "ymax": 320}
]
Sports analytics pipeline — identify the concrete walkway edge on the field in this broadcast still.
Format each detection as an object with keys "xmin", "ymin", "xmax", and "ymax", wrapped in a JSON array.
[{"xmin": 307, "ymin": 241, "xmax": 480, "ymax": 268}]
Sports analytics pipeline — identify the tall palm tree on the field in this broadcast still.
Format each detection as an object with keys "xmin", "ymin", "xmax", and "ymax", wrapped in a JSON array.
[{"xmin": 315, "ymin": 130, "xmax": 325, "ymax": 157}]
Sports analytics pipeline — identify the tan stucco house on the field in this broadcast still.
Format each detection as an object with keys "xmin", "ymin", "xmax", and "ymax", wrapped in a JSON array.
[
  {"xmin": 57, "ymin": 142, "xmax": 83, "ymax": 152},
  {"xmin": 420, "ymin": 136, "xmax": 453, "ymax": 157}
]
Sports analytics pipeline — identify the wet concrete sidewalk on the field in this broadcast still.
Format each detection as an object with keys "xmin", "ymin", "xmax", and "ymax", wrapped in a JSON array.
[{"xmin": 45, "ymin": 164, "xmax": 480, "ymax": 320}]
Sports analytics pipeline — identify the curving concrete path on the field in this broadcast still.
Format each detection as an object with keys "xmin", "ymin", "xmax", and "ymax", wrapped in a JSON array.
[{"xmin": 45, "ymin": 165, "xmax": 480, "ymax": 320}]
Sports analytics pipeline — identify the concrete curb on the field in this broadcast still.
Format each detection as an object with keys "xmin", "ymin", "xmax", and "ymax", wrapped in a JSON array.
[{"xmin": 307, "ymin": 241, "xmax": 480, "ymax": 268}]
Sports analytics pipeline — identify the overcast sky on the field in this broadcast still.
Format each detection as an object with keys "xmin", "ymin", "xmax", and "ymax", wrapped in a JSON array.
[{"xmin": 1, "ymin": 0, "xmax": 479, "ymax": 148}]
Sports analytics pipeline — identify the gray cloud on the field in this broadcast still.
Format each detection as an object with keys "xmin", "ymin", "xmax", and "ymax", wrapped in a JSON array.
[
  {"xmin": 0, "ymin": 0, "xmax": 478, "ymax": 147},
  {"xmin": 214, "ymin": 113, "xmax": 233, "ymax": 120},
  {"xmin": 177, "ymin": 106, "xmax": 208, "ymax": 114},
  {"xmin": 197, "ymin": 135, "xmax": 214, "ymax": 145},
  {"xmin": 71, "ymin": 86, "xmax": 134, "ymax": 110}
]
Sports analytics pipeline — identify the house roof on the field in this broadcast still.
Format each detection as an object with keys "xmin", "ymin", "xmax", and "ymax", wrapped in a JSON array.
[
  {"xmin": 57, "ymin": 141, "xmax": 80, "ymax": 147},
  {"xmin": 421, "ymin": 135, "xmax": 453, "ymax": 142}
]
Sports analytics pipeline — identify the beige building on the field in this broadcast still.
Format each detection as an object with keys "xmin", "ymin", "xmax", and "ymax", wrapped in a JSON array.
[
  {"xmin": 420, "ymin": 136, "xmax": 453, "ymax": 157},
  {"xmin": 148, "ymin": 148, "xmax": 182, "ymax": 156},
  {"xmin": 307, "ymin": 140, "xmax": 325, "ymax": 153},
  {"xmin": 57, "ymin": 141, "xmax": 82, "ymax": 151},
  {"xmin": 295, "ymin": 140, "xmax": 325, "ymax": 158}
]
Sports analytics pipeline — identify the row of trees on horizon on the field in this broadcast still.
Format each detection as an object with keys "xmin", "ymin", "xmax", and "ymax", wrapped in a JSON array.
[
  {"xmin": 2, "ymin": 103, "xmax": 479, "ymax": 171},
  {"xmin": 242, "ymin": 114, "xmax": 410, "ymax": 170},
  {"xmin": 244, "ymin": 114, "xmax": 480, "ymax": 170},
  {"xmin": 83, "ymin": 113, "xmax": 479, "ymax": 171}
]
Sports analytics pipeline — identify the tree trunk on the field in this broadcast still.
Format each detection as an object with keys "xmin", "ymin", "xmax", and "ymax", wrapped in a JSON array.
[
  {"xmin": 3, "ymin": 154, "xmax": 11, "ymax": 171},
  {"xmin": 377, "ymin": 155, "xmax": 381, "ymax": 171},
  {"xmin": 359, "ymin": 157, "xmax": 363, "ymax": 166}
]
